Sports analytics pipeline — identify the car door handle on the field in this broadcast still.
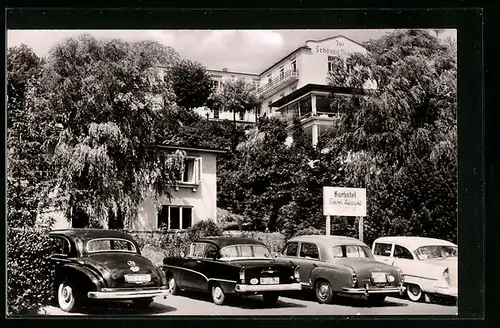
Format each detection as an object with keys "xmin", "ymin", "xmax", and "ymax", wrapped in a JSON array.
[
  {"xmin": 289, "ymin": 260, "xmax": 295, "ymax": 265},
  {"xmin": 313, "ymin": 263, "xmax": 318, "ymax": 267}
]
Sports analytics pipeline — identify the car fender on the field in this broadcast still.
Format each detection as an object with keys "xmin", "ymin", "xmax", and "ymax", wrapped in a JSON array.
[
  {"xmin": 56, "ymin": 263, "xmax": 104, "ymax": 296},
  {"xmin": 310, "ymin": 265, "xmax": 349, "ymax": 292},
  {"xmin": 401, "ymin": 262, "xmax": 445, "ymax": 293},
  {"xmin": 162, "ymin": 265, "xmax": 187, "ymax": 288}
]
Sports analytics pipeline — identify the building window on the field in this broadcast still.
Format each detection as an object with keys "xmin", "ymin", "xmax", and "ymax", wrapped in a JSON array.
[
  {"xmin": 212, "ymin": 80, "xmax": 219, "ymax": 89},
  {"xmin": 291, "ymin": 85, "xmax": 297, "ymax": 92},
  {"xmin": 267, "ymin": 74, "xmax": 272, "ymax": 84},
  {"xmin": 280, "ymin": 93, "xmax": 285, "ymax": 99},
  {"xmin": 213, "ymin": 108, "xmax": 219, "ymax": 119},
  {"xmin": 178, "ymin": 157, "xmax": 202, "ymax": 185},
  {"xmin": 291, "ymin": 59, "xmax": 297, "ymax": 72},
  {"xmin": 158, "ymin": 205, "xmax": 193, "ymax": 230},
  {"xmin": 279, "ymin": 66, "xmax": 284, "ymax": 79},
  {"xmin": 239, "ymin": 111, "xmax": 245, "ymax": 120}
]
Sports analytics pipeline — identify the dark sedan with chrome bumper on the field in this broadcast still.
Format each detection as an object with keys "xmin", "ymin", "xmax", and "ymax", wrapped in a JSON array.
[
  {"xmin": 48, "ymin": 229, "xmax": 170, "ymax": 312},
  {"xmin": 162, "ymin": 236, "xmax": 301, "ymax": 306}
]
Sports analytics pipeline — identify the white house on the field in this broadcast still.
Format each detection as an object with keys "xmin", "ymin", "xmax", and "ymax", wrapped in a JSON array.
[
  {"xmin": 200, "ymin": 35, "xmax": 377, "ymax": 145},
  {"xmin": 41, "ymin": 144, "xmax": 226, "ymax": 231}
]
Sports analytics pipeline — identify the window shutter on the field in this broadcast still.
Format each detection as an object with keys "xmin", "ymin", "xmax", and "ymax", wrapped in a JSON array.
[{"xmin": 195, "ymin": 158, "xmax": 202, "ymax": 184}]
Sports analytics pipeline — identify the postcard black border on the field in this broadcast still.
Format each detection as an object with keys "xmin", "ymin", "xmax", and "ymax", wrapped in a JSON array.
[{"xmin": 3, "ymin": 3, "xmax": 490, "ymax": 327}]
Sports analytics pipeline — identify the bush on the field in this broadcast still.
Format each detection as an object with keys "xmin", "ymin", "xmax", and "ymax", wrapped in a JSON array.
[
  {"xmin": 7, "ymin": 228, "xmax": 57, "ymax": 315},
  {"xmin": 186, "ymin": 219, "xmax": 223, "ymax": 241},
  {"xmin": 292, "ymin": 226, "xmax": 324, "ymax": 238}
]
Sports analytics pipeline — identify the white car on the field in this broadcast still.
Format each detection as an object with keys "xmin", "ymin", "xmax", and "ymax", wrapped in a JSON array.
[{"xmin": 372, "ymin": 236, "xmax": 457, "ymax": 302}]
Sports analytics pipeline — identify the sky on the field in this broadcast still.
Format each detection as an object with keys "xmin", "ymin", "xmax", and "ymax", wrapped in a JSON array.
[{"xmin": 7, "ymin": 29, "xmax": 457, "ymax": 74}]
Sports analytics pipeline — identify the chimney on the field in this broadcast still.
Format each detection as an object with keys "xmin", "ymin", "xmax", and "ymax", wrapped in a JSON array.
[{"xmin": 222, "ymin": 68, "xmax": 228, "ymax": 72}]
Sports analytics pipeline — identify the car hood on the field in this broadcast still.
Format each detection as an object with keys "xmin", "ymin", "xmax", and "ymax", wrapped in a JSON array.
[{"xmin": 84, "ymin": 252, "xmax": 161, "ymax": 288}]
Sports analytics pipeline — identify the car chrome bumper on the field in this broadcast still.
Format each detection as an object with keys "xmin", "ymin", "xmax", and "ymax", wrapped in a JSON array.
[
  {"xmin": 235, "ymin": 283, "xmax": 302, "ymax": 293},
  {"xmin": 87, "ymin": 287, "xmax": 171, "ymax": 300},
  {"xmin": 342, "ymin": 284, "xmax": 406, "ymax": 295},
  {"xmin": 435, "ymin": 285, "xmax": 458, "ymax": 298}
]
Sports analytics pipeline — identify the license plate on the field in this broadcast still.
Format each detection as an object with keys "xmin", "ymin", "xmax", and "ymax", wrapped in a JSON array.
[
  {"xmin": 371, "ymin": 272, "xmax": 387, "ymax": 283},
  {"xmin": 125, "ymin": 274, "xmax": 151, "ymax": 284},
  {"xmin": 260, "ymin": 277, "xmax": 280, "ymax": 285}
]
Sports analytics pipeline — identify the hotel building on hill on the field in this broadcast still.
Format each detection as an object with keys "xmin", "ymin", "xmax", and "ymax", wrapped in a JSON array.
[{"xmin": 195, "ymin": 35, "xmax": 377, "ymax": 146}]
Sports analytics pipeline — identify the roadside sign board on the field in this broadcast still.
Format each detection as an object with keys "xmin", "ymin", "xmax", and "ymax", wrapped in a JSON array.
[{"xmin": 323, "ymin": 186, "xmax": 367, "ymax": 217}]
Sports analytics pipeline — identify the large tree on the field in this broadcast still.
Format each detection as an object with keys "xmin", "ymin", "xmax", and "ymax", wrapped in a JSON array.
[
  {"xmin": 7, "ymin": 45, "xmax": 53, "ymax": 228},
  {"xmin": 322, "ymin": 29, "xmax": 457, "ymax": 244},
  {"xmin": 31, "ymin": 34, "xmax": 186, "ymax": 228},
  {"xmin": 207, "ymin": 78, "xmax": 263, "ymax": 150},
  {"xmin": 170, "ymin": 59, "xmax": 215, "ymax": 110}
]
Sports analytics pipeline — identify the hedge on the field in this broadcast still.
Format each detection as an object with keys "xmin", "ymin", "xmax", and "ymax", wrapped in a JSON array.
[{"xmin": 7, "ymin": 228, "xmax": 57, "ymax": 315}]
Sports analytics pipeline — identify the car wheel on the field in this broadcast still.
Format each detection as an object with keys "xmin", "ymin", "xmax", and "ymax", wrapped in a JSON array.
[
  {"xmin": 57, "ymin": 280, "xmax": 78, "ymax": 312},
  {"xmin": 167, "ymin": 274, "xmax": 179, "ymax": 295},
  {"xmin": 406, "ymin": 284, "xmax": 424, "ymax": 302},
  {"xmin": 367, "ymin": 295, "xmax": 386, "ymax": 306},
  {"xmin": 262, "ymin": 293, "xmax": 279, "ymax": 307},
  {"xmin": 315, "ymin": 280, "xmax": 334, "ymax": 304},
  {"xmin": 211, "ymin": 285, "xmax": 226, "ymax": 305},
  {"xmin": 132, "ymin": 298, "xmax": 154, "ymax": 309}
]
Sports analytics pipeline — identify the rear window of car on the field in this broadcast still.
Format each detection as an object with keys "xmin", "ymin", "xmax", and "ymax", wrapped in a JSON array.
[
  {"xmin": 332, "ymin": 245, "xmax": 374, "ymax": 259},
  {"xmin": 86, "ymin": 238, "xmax": 137, "ymax": 253}
]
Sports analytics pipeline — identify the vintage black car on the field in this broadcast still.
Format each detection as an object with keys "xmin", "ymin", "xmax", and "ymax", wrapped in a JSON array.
[
  {"xmin": 48, "ymin": 229, "xmax": 170, "ymax": 312},
  {"xmin": 162, "ymin": 237, "xmax": 302, "ymax": 306}
]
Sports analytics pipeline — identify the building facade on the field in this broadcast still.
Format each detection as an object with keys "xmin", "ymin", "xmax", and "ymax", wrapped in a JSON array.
[
  {"xmin": 41, "ymin": 145, "xmax": 225, "ymax": 231},
  {"xmin": 202, "ymin": 35, "xmax": 377, "ymax": 145}
]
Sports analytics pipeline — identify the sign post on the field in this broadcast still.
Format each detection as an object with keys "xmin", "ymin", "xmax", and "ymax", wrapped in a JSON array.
[
  {"xmin": 323, "ymin": 187, "xmax": 367, "ymax": 238},
  {"xmin": 326, "ymin": 215, "xmax": 331, "ymax": 236},
  {"xmin": 358, "ymin": 216, "xmax": 364, "ymax": 242}
]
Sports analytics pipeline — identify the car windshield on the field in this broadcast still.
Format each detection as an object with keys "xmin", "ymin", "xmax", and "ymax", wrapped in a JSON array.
[
  {"xmin": 86, "ymin": 238, "xmax": 137, "ymax": 253},
  {"xmin": 415, "ymin": 245, "xmax": 458, "ymax": 260},
  {"xmin": 332, "ymin": 245, "xmax": 374, "ymax": 259},
  {"xmin": 219, "ymin": 244, "xmax": 271, "ymax": 259}
]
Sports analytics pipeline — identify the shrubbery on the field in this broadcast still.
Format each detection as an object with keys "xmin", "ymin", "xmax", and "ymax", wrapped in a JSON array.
[
  {"xmin": 132, "ymin": 220, "xmax": 224, "ymax": 266},
  {"xmin": 7, "ymin": 228, "xmax": 57, "ymax": 315}
]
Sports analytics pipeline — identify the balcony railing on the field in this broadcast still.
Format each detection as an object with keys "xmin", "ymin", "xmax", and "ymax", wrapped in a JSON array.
[
  {"xmin": 259, "ymin": 69, "xmax": 299, "ymax": 94},
  {"xmin": 281, "ymin": 111, "xmax": 340, "ymax": 126}
]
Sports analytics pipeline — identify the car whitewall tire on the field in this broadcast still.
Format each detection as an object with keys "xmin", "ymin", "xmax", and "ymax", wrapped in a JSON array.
[
  {"xmin": 57, "ymin": 280, "xmax": 77, "ymax": 312},
  {"xmin": 168, "ymin": 274, "xmax": 179, "ymax": 295},
  {"xmin": 406, "ymin": 284, "xmax": 424, "ymax": 302},
  {"xmin": 211, "ymin": 285, "xmax": 226, "ymax": 305}
]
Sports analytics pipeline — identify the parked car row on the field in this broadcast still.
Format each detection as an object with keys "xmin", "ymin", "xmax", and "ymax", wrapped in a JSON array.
[{"xmin": 46, "ymin": 229, "xmax": 458, "ymax": 313}]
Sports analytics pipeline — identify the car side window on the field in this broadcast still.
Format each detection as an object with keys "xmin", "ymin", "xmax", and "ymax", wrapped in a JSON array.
[
  {"xmin": 393, "ymin": 245, "xmax": 414, "ymax": 260},
  {"xmin": 299, "ymin": 243, "xmax": 320, "ymax": 259},
  {"xmin": 204, "ymin": 244, "xmax": 218, "ymax": 258},
  {"xmin": 373, "ymin": 243, "xmax": 392, "ymax": 257},
  {"xmin": 52, "ymin": 237, "xmax": 71, "ymax": 256},
  {"xmin": 283, "ymin": 242, "xmax": 298, "ymax": 257}
]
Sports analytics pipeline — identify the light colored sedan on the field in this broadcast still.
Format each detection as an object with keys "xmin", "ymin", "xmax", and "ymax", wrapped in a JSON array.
[{"xmin": 372, "ymin": 236, "xmax": 457, "ymax": 302}]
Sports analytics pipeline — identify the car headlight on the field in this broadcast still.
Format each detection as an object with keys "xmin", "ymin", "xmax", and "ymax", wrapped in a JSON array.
[
  {"xmin": 239, "ymin": 267, "xmax": 246, "ymax": 283},
  {"xmin": 294, "ymin": 266, "xmax": 300, "ymax": 282}
]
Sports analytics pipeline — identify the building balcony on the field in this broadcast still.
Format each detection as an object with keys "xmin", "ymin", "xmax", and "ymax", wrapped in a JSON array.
[{"xmin": 259, "ymin": 69, "xmax": 299, "ymax": 97}]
